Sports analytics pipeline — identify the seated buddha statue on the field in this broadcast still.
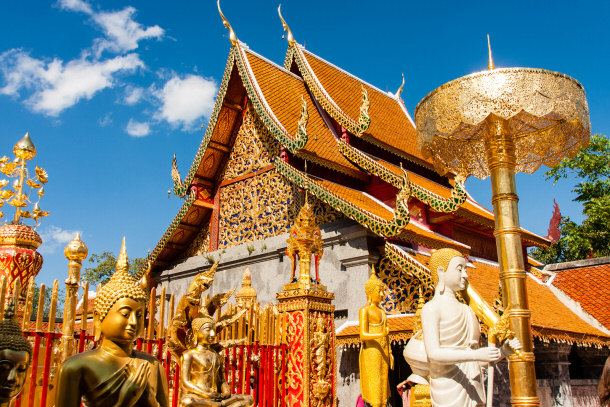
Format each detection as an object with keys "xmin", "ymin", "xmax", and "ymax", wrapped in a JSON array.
[
  {"xmin": 0, "ymin": 298, "xmax": 32, "ymax": 407},
  {"xmin": 56, "ymin": 239, "xmax": 169, "ymax": 407},
  {"xmin": 421, "ymin": 248, "xmax": 519, "ymax": 407},
  {"xmin": 180, "ymin": 314, "xmax": 253, "ymax": 407},
  {"xmin": 358, "ymin": 271, "xmax": 393, "ymax": 407}
]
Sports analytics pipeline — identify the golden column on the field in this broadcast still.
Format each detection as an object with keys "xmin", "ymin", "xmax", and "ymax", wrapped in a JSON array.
[
  {"xmin": 277, "ymin": 197, "xmax": 336, "ymax": 407},
  {"xmin": 414, "ymin": 41, "xmax": 590, "ymax": 407},
  {"xmin": 61, "ymin": 233, "xmax": 88, "ymax": 360}
]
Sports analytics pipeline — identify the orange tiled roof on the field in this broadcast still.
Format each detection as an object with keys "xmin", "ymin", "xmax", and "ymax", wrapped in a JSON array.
[
  {"xmin": 244, "ymin": 49, "xmax": 361, "ymax": 178},
  {"xmin": 296, "ymin": 47, "xmax": 433, "ymax": 167},
  {"xmin": 552, "ymin": 263, "xmax": 610, "ymax": 330},
  {"xmin": 337, "ymin": 315, "xmax": 416, "ymax": 345},
  {"xmin": 338, "ymin": 251, "xmax": 610, "ymax": 347}
]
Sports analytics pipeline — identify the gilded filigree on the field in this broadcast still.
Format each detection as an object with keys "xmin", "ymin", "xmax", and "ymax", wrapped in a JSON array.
[
  {"xmin": 377, "ymin": 256, "xmax": 432, "ymax": 315},
  {"xmin": 183, "ymin": 223, "xmax": 210, "ymax": 259},
  {"xmin": 218, "ymin": 170, "xmax": 298, "ymax": 249},
  {"xmin": 222, "ymin": 104, "xmax": 281, "ymax": 181}
]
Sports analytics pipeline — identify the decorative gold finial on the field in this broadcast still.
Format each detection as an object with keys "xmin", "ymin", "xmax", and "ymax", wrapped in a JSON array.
[
  {"xmin": 235, "ymin": 267, "xmax": 257, "ymax": 306},
  {"xmin": 64, "ymin": 233, "xmax": 88, "ymax": 262},
  {"xmin": 0, "ymin": 133, "xmax": 49, "ymax": 227},
  {"xmin": 278, "ymin": 4, "xmax": 296, "ymax": 47},
  {"xmin": 217, "ymin": 0, "xmax": 238, "ymax": 46},
  {"xmin": 13, "ymin": 133, "xmax": 36, "ymax": 161},
  {"xmin": 94, "ymin": 238, "xmax": 148, "ymax": 323},
  {"xmin": 395, "ymin": 73, "xmax": 405, "ymax": 98},
  {"xmin": 487, "ymin": 34, "xmax": 495, "ymax": 70}
]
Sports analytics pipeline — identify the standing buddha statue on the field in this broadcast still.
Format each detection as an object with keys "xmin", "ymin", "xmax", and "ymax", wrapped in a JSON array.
[
  {"xmin": 55, "ymin": 238, "xmax": 169, "ymax": 407},
  {"xmin": 0, "ymin": 298, "xmax": 32, "ymax": 407},
  {"xmin": 359, "ymin": 270, "xmax": 393, "ymax": 407},
  {"xmin": 421, "ymin": 248, "xmax": 519, "ymax": 407}
]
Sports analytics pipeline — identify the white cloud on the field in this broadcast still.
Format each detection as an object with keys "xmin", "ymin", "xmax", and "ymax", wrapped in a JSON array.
[
  {"xmin": 92, "ymin": 7, "xmax": 164, "ymax": 56},
  {"xmin": 57, "ymin": 0, "xmax": 93, "ymax": 14},
  {"xmin": 126, "ymin": 119, "xmax": 151, "ymax": 137},
  {"xmin": 123, "ymin": 86, "xmax": 143, "ymax": 105},
  {"xmin": 39, "ymin": 225, "xmax": 83, "ymax": 254},
  {"xmin": 154, "ymin": 74, "xmax": 217, "ymax": 129},
  {"xmin": 0, "ymin": 49, "xmax": 144, "ymax": 116},
  {"xmin": 98, "ymin": 112, "xmax": 112, "ymax": 126}
]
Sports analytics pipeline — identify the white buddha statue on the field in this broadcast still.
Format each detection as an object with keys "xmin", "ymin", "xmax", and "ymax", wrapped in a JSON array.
[{"xmin": 420, "ymin": 248, "xmax": 520, "ymax": 407}]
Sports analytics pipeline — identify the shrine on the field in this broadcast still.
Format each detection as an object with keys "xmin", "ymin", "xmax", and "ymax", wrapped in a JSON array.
[{"xmin": 0, "ymin": 2, "xmax": 607, "ymax": 407}]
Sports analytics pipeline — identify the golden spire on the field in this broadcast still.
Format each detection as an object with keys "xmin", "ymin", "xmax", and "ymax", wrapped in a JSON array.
[
  {"xmin": 217, "ymin": 0, "xmax": 238, "ymax": 46},
  {"xmin": 13, "ymin": 133, "xmax": 36, "ymax": 161},
  {"xmin": 487, "ymin": 34, "xmax": 495, "ymax": 70},
  {"xmin": 116, "ymin": 236, "xmax": 128, "ymax": 273},
  {"xmin": 278, "ymin": 4, "xmax": 296, "ymax": 47},
  {"xmin": 94, "ymin": 237, "xmax": 149, "ymax": 323},
  {"xmin": 395, "ymin": 73, "xmax": 405, "ymax": 98}
]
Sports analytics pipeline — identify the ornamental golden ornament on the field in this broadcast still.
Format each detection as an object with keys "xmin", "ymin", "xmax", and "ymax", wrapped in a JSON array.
[{"xmin": 414, "ymin": 37, "xmax": 590, "ymax": 407}]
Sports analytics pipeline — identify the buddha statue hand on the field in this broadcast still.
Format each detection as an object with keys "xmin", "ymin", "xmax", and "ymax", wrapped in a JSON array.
[
  {"xmin": 473, "ymin": 347, "xmax": 502, "ymax": 363},
  {"xmin": 117, "ymin": 361, "xmax": 152, "ymax": 407},
  {"xmin": 500, "ymin": 337, "xmax": 522, "ymax": 358}
]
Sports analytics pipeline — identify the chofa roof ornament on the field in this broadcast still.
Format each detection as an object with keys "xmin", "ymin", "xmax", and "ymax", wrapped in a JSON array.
[
  {"xmin": 278, "ymin": 4, "xmax": 296, "ymax": 47},
  {"xmin": 217, "ymin": 0, "xmax": 238, "ymax": 46}
]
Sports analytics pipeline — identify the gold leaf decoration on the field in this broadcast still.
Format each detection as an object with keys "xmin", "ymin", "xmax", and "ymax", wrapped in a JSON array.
[
  {"xmin": 0, "ymin": 190, "xmax": 14, "ymax": 200},
  {"xmin": 35, "ymin": 166, "xmax": 48, "ymax": 183},
  {"xmin": 8, "ymin": 198, "xmax": 27, "ymax": 207},
  {"xmin": 0, "ymin": 211, "xmax": 3, "ymax": 219},
  {"xmin": 0, "ymin": 163, "xmax": 18, "ymax": 176},
  {"xmin": 0, "ymin": 156, "xmax": 8, "ymax": 164},
  {"xmin": 26, "ymin": 179, "xmax": 41, "ymax": 188},
  {"xmin": 20, "ymin": 211, "xmax": 31, "ymax": 218},
  {"xmin": 0, "ymin": 179, "xmax": 8, "ymax": 188}
]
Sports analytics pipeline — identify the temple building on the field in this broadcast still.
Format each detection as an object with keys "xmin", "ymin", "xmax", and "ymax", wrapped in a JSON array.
[{"xmin": 148, "ymin": 13, "xmax": 610, "ymax": 407}]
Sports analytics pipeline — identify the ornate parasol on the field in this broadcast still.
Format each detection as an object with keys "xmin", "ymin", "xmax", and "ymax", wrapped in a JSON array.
[{"xmin": 414, "ymin": 38, "xmax": 590, "ymax": 407}]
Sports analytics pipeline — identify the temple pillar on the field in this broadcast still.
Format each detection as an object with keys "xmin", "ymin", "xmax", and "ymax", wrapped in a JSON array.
[
  {"xmin": 534, "ymin": 342, "xmax": 573, "ymax": 407},
  {"xmin": 277, "ymin": 195, "xmax": 337, "ymax": 407}
]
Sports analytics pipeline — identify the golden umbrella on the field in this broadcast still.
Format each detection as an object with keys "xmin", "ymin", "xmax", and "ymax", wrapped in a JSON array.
[{"xmin": 414, "ymin": 38, "xmax": 590, "ymax": 407}]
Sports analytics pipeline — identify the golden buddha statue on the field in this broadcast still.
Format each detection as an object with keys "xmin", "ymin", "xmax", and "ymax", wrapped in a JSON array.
[
  {"xmin": 55, "ymin": 238, "xmax": 169, "ymax": 407},
  {"xmin": 359, "ymin": 270, "xmax": 393, "ymax": 407},
  {"xmin": 179, "ymin": 314, "xmax": 253, "ymax": 407},
  {"xmin": 0, "ymin": 298, "xmax": 32, "ymax": 407}
]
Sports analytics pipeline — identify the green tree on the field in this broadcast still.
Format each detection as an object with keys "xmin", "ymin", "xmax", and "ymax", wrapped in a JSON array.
[
  {"xmin": 83, "ymin": 251, "xmax": 146, "ymax": 286},
  {"xmin": 530, "ymin": 134, "xmax": 610, "ymax": 263}
]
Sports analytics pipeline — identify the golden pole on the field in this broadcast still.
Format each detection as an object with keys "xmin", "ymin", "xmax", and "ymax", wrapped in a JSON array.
[
  {"xmin": 61, "ymin": 234, "xmax": 88, "ymax": 361},
  {"xmin": 485, "ymin": 115, "xmax": 538, "ymax": 406}
]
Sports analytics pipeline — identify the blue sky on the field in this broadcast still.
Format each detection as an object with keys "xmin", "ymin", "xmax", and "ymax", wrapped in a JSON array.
[{"xmin": 1, "ymin": 0, "xmax": 608, "ymax": 285}]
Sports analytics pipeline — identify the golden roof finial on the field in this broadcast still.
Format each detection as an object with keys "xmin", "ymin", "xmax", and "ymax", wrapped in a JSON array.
[
  {"xmin": 395, "ymin": 73, "xmax": 405, "ymax": 98},
  {"xmin": 487, "ymin": 34, "xmax": 495, "ymax": 70},
  {"xmin": 278, "ymin": 4, "xmax": 296, "ymax": 47},
  {"xmin": 14, "ymin": 133, "xmax": 36, "ymax": 161},
  {"xmin": 217, "ymin": 0, "xmax": 238, "ymax": 46}
]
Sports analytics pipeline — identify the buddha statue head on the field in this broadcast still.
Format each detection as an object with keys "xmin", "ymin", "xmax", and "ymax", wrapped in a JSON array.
[
  {"xmin": 429, "ymin": 248, "xmax": 467, "ymax": 294},
  {"xmin": 364, "ymin": 269, "xmax": 385, "ymax": 305},
  {"xmin": 94, "ymin": 238, "xmax": 149, "ymax": 343},
  {"xmin": 192, "ymin": 314, "xmax": 216, "ymax": 346},
  {"xmin": 0, "ymin": 298, "xmax": 32, "ymax": 405}
]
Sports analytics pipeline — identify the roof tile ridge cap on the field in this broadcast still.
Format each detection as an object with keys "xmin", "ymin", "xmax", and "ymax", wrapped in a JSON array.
[
  {"xmin": 545, "ymin": 283, "xmax": 610, "ymax": 336},
  {"xmin": 243, "ymin": 47, "xmax": 304, "ymax": 82},
  {"xmin": 544, "ymin": 256, "xmax": 610, "ymax": 272},
  {"xmin": 300, "ymin": 47, "xmax": 402, "ymax": 103}
]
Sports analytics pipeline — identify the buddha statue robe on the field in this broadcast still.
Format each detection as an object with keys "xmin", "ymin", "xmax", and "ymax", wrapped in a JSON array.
[
  {"xmin": 359, "ymin": 312, "xmax": 390, "ymax": 407},
  {"xmin": 428, "ymin": 302, "xmax": 485, "ymax": 407}
]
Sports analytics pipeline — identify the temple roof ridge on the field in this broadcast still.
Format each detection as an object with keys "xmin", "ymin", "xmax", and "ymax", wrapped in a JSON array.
[
  {"xmin": 300, "ymin": 46, "xmax": 403, "ymax": 103},
  {"xmin": 243, "ymin": 47, "xmax": 302, "ymax": 82}
]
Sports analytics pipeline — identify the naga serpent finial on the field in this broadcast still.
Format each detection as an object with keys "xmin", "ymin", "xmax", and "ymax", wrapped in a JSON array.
[
  {"xmin": 395, "ymin": 73, "xmax": 405, "ymax": 98},
  {"xmin": 217, "ymin": 0, "xmax": 238, "ymax": 46},
  {"xmin": 278, "ymin": 4, "xmax": 296, "ymax": 47},
  {"xmin": 487, "ymin": 34, "xmax": 495, "ymax": 70}
]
